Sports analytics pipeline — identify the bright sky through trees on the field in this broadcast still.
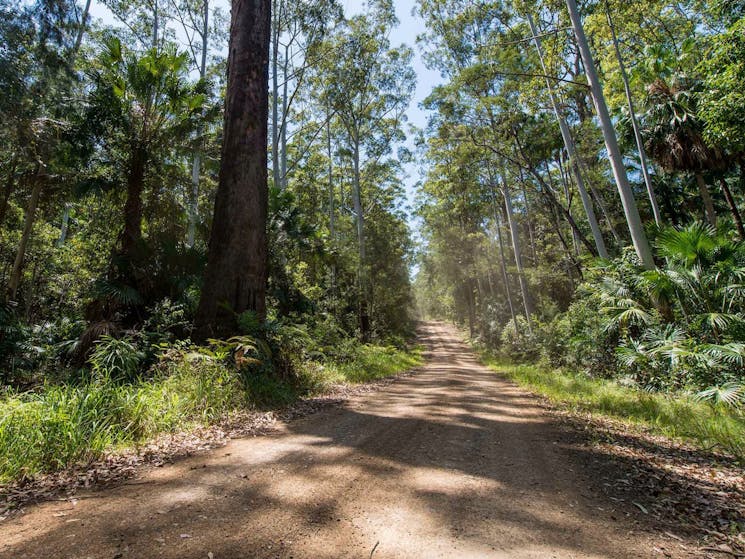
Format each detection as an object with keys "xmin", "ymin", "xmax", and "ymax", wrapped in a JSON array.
[{"xmin": 87, "ymin": 0, "xmax": 439, "ymax": 233}]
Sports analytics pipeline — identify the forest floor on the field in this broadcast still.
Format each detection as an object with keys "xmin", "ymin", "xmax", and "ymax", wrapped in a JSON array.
[{"xmin": 0, "ymin": 322, "xmax": 740, "ymax": 558}]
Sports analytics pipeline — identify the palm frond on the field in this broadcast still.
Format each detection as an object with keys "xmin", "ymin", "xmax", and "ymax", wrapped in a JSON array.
[
  {"xmin": 699, "ymin": 343, "xmax": 745, "ymax": 366},
  {"xmin": 694, "ymin": 382, "xmax": 745, "ymax": 408}
]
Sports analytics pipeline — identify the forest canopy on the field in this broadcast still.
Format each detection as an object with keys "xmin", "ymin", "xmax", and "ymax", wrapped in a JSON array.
[{"xmin": 413, "ymin": 0, "xmax": 745, "ymax": 402}]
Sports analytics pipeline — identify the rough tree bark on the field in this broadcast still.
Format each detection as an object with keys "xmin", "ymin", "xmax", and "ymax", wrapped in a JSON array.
[
  {"xmin": 194, "ymin": 0, "xmax": 270, "ymax": 339},
  {"xmin": 8, "ymin": 167, "xmax": 42, "ymax": 300},
  {"xmin": 121, "ymin": 146, "xmax": 147, "ymax": 259}
]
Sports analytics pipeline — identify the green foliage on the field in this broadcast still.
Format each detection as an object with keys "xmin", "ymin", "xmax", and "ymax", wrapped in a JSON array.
[
  {"xmin": 0, "ymin": 333, "xmax": 420, "ymax": 483},
  {"xmin": 516, "ymin": 223, "xmax": 745, "ymax": 392},
  {"xmin": 698, "ymin": 18, "xmax": 745, "ymax": 152},
  {"xmin": 499, "ymin": 316, "xmax": 539, "ymax": 363},
  {"xmin": 486, "ymin": 359, "xmax": 745, "ymax": 461},
  {"xmin": 321, "ymin": 344, "xmax": 423, "ymax": 384},
  {"xmin": 140, "ymin": 298, "xmax": 191, "ymax": 348},
  {"xmin": 0, "ymin": 358, "xmax": 242, "ymax": 482},
  {"xmin": 695, "ymin": 382, "xmax": 745, "ymax": 410},
  {"xmin": 89, "ymin": 336, "xmax": 144, "ymax": 382}
]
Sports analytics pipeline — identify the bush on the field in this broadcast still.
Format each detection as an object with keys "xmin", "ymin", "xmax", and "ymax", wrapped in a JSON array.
[
  {"xmin": 534, "ymin": 315, "xmax": 571, "ymax": 368},
  {"xmin": 522, "ymin": 223, "xmax": 745, "ymax": 392},
  {"xmin": 0, "ymin": 310, "xmax": 422, "ymax": 484},
  {"xmin": 499, "ymin": 316, "xmax": 539, "ymax": 362},
  {"xmin": 89, "ymin": 336, "xmax": 145, "ymax": 382}
]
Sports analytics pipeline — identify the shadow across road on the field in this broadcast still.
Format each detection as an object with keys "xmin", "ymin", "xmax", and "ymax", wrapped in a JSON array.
[{"xmin": 1, "ymin": 322, "xmax": 711, "ymax": 558}]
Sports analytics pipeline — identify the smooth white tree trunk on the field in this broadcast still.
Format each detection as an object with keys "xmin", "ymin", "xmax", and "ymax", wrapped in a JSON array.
[
  {"xmin": 605, "ymin": 3, "xmax": 662, "ymax": 226},
  {"xmin": 565, "ymin": 0, "xmax": 655, "ymax": 269},
  {"xmin": 502, "ymin": 178, "xmax": 532, "ymax": 333},
  {"xmin": 528, "ymin": 14, "xmax": 608, "ymax": 258},
  {"xmin": 491, "ymin": 188, "xmax": 518, "ymax": 336},
  {"xmin": 187, "ymin": 0, "xmax": 210, "ymax": 247}
]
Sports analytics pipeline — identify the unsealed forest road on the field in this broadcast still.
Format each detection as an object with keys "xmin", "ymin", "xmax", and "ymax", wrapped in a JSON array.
[{"xmin": 3, "ymin": 322, "xmax": 686, "ymax": 558}]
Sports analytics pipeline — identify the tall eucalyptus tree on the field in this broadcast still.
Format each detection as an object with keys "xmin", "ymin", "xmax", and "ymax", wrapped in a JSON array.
[
  {"xmin": 195, "ymin": 0, "xmax": 271, "ymax": 338},
  {"xmin": 565, "ymin": 0, "xmax": 655, "ymax": 269},
  {"xmin": 314, "ymin": 1, "xmax": 414, "ymax": 337}
]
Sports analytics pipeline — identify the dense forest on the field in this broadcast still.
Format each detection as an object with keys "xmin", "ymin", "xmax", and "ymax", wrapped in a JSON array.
[
  {"xmin": 1, "ymin": 0, "xmax": 744, "ymax": 494},
  {"xmin": 0, "ymin": 0, "xmax": 419, "ymax": 480},
  {"xmin": 414, "ymin": 0, "xmax": 745, "ymax": 406}
]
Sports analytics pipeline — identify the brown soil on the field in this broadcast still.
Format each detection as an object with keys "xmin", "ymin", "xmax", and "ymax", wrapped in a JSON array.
[{"xmin": 1, "ymin": 322, "xmax": 700, "ymax": 558}]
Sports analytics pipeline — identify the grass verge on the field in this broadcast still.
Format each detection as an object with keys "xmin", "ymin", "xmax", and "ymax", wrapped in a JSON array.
[
  {"xmin": 483, "ymin": 357, "xmax": 745, "ymax": 461},
  {"xmin": 0, "ymin": 344, "xmax": 422, "ymax": 484}
]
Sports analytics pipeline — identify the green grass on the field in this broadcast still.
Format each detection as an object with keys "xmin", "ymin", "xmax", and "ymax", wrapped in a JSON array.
[
  {"xmin": 0, "ymin": 361, "xmax": 243, "ymax": 483},
  {"xmin": 319, "ymin": 344, "xmax": 423, "ymax": 384},
  {"xmin": 484, "ymin": 357, "xmax": 745, "ymax": 461},
  {"xmin": 0, "ymin": 344, "xmax": 422, "ymax": 484}
]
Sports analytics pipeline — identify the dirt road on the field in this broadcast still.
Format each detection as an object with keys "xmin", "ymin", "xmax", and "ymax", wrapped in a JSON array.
[{"xmin": 2, "ymin": 322, "xmax": 683, "ymax": 558}]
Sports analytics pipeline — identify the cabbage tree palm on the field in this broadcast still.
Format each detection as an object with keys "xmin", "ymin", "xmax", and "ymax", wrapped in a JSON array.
[
  {"xmin": 601, "ymin": 223, "xmax": 745, "ymax": 388},
  {"xmin": 88, "ymin": 39, "xmax": 207, "ymax": 263},
  {"xmin": 640, "ymin": 78, "xmax": 744, "ymax": 236}
]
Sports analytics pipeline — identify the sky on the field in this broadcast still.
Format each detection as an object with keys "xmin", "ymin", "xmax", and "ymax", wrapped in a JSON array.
[
  {"xmin": 88, "ymin": 0, "xmax": 440, "ymax": 232},
  {"xmin": 343, "ymin": 0, "xmax": 441, "ymax": 238}
]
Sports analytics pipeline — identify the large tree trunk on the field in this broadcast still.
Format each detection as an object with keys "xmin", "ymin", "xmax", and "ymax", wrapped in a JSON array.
[
  {"xmin": 271, "ymin": 0, "xmax": 281, "ymax": 190},
  {"xmin": 695, "ymin": 173, "xmax": 717, "ymax": 226},
  {"xmin": 719, "ymin": 177, "xmax": 744, "ymax": 239},
  {"xmin": 565, "ymin": 0, "xmax": 655, "ymax": 269},
  {"xmin": 194, "ymin": 0, "xmax": 270, "ymax": 339},
  {"xmin": 8, "ymin": 170, "xmax": 42, "ymax": 300}
]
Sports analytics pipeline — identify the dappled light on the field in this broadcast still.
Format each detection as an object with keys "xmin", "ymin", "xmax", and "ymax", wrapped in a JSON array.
[
  {"xmin": 1, "ymin": 0, "xmax": 744, "ymax": 555},
  {"xmin": 1, "ymin": 324, "xmax": 697, "ymax": 558}
]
